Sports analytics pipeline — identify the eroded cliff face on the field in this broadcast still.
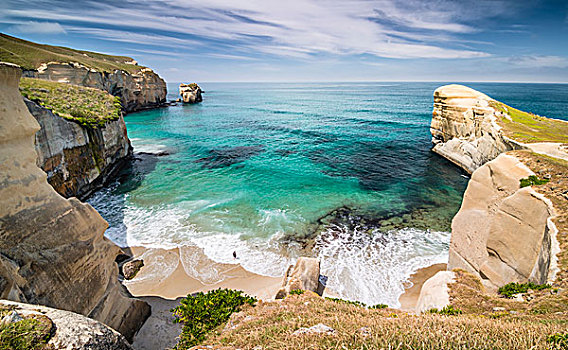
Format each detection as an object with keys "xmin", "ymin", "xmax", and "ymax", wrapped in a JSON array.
[
  {"xmin": 448, "ymin": 153, "xmax": 558, "ymax": 290},
  {"xmin": 23, "ymin": 62, "xmax": 167, "ymax": 113},
  {"xmin": 0, "ymin": 63, "xmax": 149, "ymax": 341},
  {"xmin": 430, "ymin": 84, "xmax": 522, "ymax": 174},
  {"xmin": 26, "ymin": 98, "xmax": 132, "ymax": 199}
]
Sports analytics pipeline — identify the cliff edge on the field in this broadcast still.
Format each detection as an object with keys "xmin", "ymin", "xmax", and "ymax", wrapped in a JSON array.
[{"xmin": 0, "ymin": 62, "xmax": 149, "ymax": 341}]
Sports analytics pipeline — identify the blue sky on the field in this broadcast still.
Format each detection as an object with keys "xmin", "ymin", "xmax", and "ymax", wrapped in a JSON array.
[{"xmin": 1, "ymin": 0, "xmax": 567, "ymax": 82}]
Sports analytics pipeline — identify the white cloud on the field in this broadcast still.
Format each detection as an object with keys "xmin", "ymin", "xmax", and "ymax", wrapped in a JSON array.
[
  {"xmin": 1, "ymin": 0, "xmax": 511, "ymax": 60},
  {"xmin": 509, "ymin": 55, "xmax": 568, "ymax": 68},
  {"xmin": 9, "ymin": 21, "xmax": 66, "ymax": 34}
]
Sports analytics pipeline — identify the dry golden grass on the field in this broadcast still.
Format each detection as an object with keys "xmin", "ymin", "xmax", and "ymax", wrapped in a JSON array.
[{"xmin": 196, "ymin": 292, "xmax": 566, "ymax": 350}]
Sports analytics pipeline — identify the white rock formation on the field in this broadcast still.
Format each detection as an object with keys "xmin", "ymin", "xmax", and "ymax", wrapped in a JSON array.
[{"xmin": 415, "ymin": 271, "xmax": 455, "ymax": 313}]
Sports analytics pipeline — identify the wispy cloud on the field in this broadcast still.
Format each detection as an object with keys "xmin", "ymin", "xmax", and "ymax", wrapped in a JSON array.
[
  {"xmin": 1, "ymin": 0, "xmax": 500, "ymax": 59},
  {"xmin": 8, "ymin": 21, "xmax": 66, "ymax": 34},
  {"xmin": 508, "ymin": 55, "xmax": 568, "ymax": 68}
]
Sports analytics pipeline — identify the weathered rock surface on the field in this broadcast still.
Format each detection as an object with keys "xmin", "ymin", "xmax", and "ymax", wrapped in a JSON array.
[
  {"xmin": 23, "ymin": 62, "xmax": 167, "ymax": 113},
  {"xmin": 275, "ymin": 257, "xmax": 321, "ymax": 298},
  {"xmin": 415, "ymin": 271, "xmax": 455, "ymax": 313},
  {"xmin": 448, "ymin": 153, "xmax": 558, "ymax": 289},
  {"xmin": 430, "ymin": 84, "xmax": 522, "ymax": 173},
  {"xmin": 0, "ymin": 299, "xmax": 133, "ymax": 349},
  {"xmin": 0, "ymin": 62, "xmax": 150, "ymax": 341},
  {"xmin": 26, "ymin": 98, "xmax": 132, "ymax": 199},
  {"xmin": 179, "ymin": 83, "xmax": 203, "ymax": 104},
  {"xmin": 122, "ymin": 259, "xmax": 144, "ymax": 280}
]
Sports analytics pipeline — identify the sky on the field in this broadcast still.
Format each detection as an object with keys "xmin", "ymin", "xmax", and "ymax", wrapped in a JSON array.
[{"xmin": 1, "ymin": 0, "xmax": 567, "ymax": 82}]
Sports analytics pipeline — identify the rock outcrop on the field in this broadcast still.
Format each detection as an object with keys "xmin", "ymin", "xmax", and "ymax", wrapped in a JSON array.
[
  {"xmin": 0, "ymin": 62, "xmax": 150, "ymax": 341},
  {"xmin": 26, "ymin": 98, "xmax": 132, "ymax": 199},
  {"xmin": 448, "ymin": 153, "xmax": 558, "ymax": 290},
  {"xmin": 430, "ymin": 84, "xmax": 522, "ymax": 173},
  {"xmin": 415, "ymin": 271, "xmax": 455, "ymax": 313},
  {"xmin": 0, "ymin": 300, "xmax": 133, "ymax": 349},
  {"xmin": 179, "ymin": 83, "xmax": 203, "ymax": 104},
  {"xmin": 275, "ymin": 257, "xmax": 321, "ymax": 298},
  {"xmin": 24, "ymin": 62, "xmax": 167, "ymax": 113}
]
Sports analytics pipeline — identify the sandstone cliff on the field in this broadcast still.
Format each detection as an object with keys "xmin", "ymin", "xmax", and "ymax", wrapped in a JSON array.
[
  {"xmin": 448, "ymin": 153, "xmax": 558, "ymax": 290},
  {"xmin": 24, "ymin": 62, "xmax": 167, "ymax": 113},
  {"xmin": 0, "ymin": 62, "xmax": 149, "ymax": 341},
  {"xmin": 26, "ymin": 97, "xmax": 132, "ymax": 199},
  {"xmin": 430, "ymin": 84, "xmax": 522, "ymax": 173}
]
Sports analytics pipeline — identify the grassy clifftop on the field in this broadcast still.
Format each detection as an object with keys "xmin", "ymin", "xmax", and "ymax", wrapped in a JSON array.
[
  {"xmin": 19, "ymin": 78, "xmax": 121, "ymax": 128},
  {"xmin": 490, "ymin": 100, "xmax": 568, "ymax": 144},
  {"xmin": 0, "ymin": 33, "xmax": 142, "ymax": 74}
]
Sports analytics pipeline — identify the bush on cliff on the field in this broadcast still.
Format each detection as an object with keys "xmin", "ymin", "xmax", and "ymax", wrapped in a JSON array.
[
  {"xmin": 520, "ymin": 175, "xmax": 550, "ymax": 188},
  {"xmin": 498, "ymin": 282, "xmax": 551, "ymax": 298},
  {"xmin": 0, "ymin": 313, "xmax": 52, "ymax": 350},
  {"xmin": 19, "ymin": 78, "xmax": 121, "ymax": 128},
  {"xmin": 171, "ymin": 289, "xmax": 256, "ymax": 349}
]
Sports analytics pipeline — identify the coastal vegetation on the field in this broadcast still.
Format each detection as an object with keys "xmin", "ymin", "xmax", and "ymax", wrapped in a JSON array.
[
  {"xmin": 519, "ymin": 175, "xmax": 550, "ymax": 188},
  {"xmin": 498, "ymin": 282, "xmax": 551, "ymax": 298},
  {"xmin": 490, "ymin": 100, "xmax": 568, "ymax": 143},
  {"xmin": 19, "ymin": 77, "xmax": 121, "ymax": 128},
  {"xmin": 171, "ymin": 289, "xmax": 257, "ymax": 349},
  {"xmin": 201, "ymin": 291, "xmax": 566, "ymax": 349},
  {"xmin": 0, "ymin": 310, "xmax": 52, "ymax": 350},
  {"xmin": 0, "ymin": 33, "xmax": 143, "ymax": 73}
]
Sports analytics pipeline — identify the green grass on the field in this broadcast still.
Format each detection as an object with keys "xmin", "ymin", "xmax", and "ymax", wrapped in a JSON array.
[
  {"xmin": 520, "ymin": 175, "xmax": 550, "ymax": 188},
  {"xmin": 19, "ymin": 77, "xmax": 121, "ymax": 128},
  {"xmin": 0, "ymin": 315, "xmax": 52, "ymax": 350},
  {"xmin": 427, "ymin": 305, "xmax": 463, "ymax": 316},
  {"xmin": 171, "ymin": 289, "xmax": 257, "ymax": 349},
  {"xmin": 288, "ymin": 289, "xmax": 305, "ymax": 295},
  {"xmin": 498, "ymin": 282, "xmax": 551, "ymax": 298},
  {"xmin": 490, "ymin": 101, "xmax": 568, "ymax": 143},
  {"xmin": 547, "ymin": 332, "xmax": 568, "ymax": 349},
  {"xmin": 0, "ymin": 33, "xmax": 143, "ymax": 73}
]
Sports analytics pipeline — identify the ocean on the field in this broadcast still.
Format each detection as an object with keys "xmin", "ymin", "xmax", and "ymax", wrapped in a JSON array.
[{"xmin": 88, "ymin": 82, "xmax": 568, "ymax": 307}]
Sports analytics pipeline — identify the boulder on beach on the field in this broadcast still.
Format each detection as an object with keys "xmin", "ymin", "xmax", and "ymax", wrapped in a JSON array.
[
  {"xmin": 275, "ymin": 257, "xmax": 321, "ymax": 299},
  {"xmin": 179, "ymin": 83, "xmax": 203, "ymax": 104}
]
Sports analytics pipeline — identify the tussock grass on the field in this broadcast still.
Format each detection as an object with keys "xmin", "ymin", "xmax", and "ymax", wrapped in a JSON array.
[
  {"xmin": 1, "ymin": 33, "xmax": 143, "ymax": 73},
  {"xmin": 200, "ymin": 292, "xmax": 566, "ymax": 350},
  {"xmin": 490, "ymin": 101, "xmax": 568, "ymax": 143},
  {"xmin": 19, "ymin": 77, "xmax": 121, "ymax": 128}
]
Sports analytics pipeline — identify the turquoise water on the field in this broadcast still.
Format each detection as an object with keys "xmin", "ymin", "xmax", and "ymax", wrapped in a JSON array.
[{"xmin": 89, "ymin": 82, "xmax": 568, "ymax": 306}]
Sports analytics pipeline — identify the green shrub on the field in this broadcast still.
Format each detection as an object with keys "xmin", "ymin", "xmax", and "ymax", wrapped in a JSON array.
[
  {"xmin": 0, "ymin": 317, "xmax": 51, "ymax": 350},
  {"xmin": 427, "ymin": 305, "xmax": 463, "ymax": 316},
  {"xmin": 369, "ymin": 303, "xmax": 388, "ymax": 309},
  {"xmin": 171, "ymin": 289, "xmax": 256, "ymax": 349},
  {"xmin": 547, "ymin": 332, "xmax": 568, "ymax": 349},
  {"xmin": 520, "ymin": 175, "xmax": 549, "ymax": 188},
  {"xmin": 325, "ymin": 297, "xmax": 367, "ymax": 308},
  {"xmin": 288, "ymin": 289, "xmax": 304, "ymax": 295},
  {"xmin": 498, "ymin": 282, "xmax": 551, "ymax": 298}
]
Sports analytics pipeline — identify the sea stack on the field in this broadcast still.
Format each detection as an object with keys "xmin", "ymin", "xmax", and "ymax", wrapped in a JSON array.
[{"xmin": 179, "ymin": 83, "xmax": 203, "ymax": 103}]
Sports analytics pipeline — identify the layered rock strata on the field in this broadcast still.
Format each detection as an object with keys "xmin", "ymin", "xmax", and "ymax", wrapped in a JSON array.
[
  {"xmin": 0, "ymin": 300, "xmax": 133, "ymax": 349},
  {"xmin": 179, "ymin": 83, "xmax": 203, "ymax": 104},
  {"xmin": 430, "ymin": 84, "xmax": 522, "ymax": 173},
  {"xmin": 23, "ymin": 62, "xmax": 167, "ymax": 113},
  {"xmin": 448, "ymin": 153, "xmax": 558, "ymax": 290},
  {"xmin": 0, "ymin": 62, "xmax": 150, "ymax": 341},
  {"xmin": 26, "ymin": 98, "xmax": 132, "ymax": 199}
]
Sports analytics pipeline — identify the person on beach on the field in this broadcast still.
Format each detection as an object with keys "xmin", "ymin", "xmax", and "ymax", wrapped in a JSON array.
[{"xmin": 233, "ymin": 251, "xmax": 237, "ymax": 259}]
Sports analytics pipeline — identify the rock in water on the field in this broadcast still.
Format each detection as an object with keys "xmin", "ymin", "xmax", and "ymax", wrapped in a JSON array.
[
  {"xmin": 179, "ymin": 83, "xmax": 203, "ymax": 104},
  {"xmin": 275, "ymin": 257, "xmax": 321, "ymax": 298},
  {"xmin": 0, "ymin": 62, "xmax": 149, "ymax": 341}
]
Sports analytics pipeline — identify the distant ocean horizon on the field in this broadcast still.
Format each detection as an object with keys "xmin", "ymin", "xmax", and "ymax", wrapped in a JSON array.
[{"xmin": 88, "ymin": 82, "xmax": 568, "ymax": 307}]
